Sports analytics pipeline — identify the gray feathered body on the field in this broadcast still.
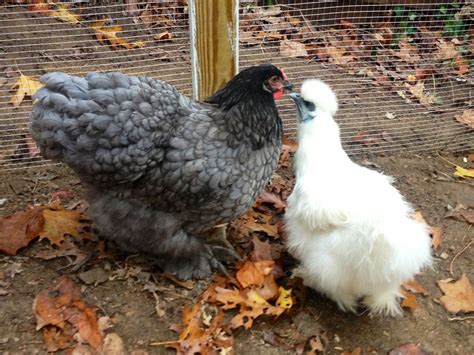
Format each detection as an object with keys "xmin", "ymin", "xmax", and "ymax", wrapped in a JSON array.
[{"xmin": 30, "ymin": 68, "xmax": 282, "ymax": 278}]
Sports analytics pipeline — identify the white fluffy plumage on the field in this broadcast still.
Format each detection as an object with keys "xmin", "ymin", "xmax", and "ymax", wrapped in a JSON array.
[{"xmin": 285, "ymin": 79, "xmax": 432, "ymax": 316}]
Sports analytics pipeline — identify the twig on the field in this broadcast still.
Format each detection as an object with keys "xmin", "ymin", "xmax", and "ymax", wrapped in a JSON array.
[
  {"xmin": 448, "ymin": 316, "xmax": 474, "ymax": 321},
  {"xmin": 449, "ymin": 225, "xmax": 473, "ymax": 276},
  {"xmin": 150, "ymin": 340, "xmax": 182, "ymax": 346},
  {"xmin": 436, "ymin": 151, "xmax": 459, "ymax": 167}
]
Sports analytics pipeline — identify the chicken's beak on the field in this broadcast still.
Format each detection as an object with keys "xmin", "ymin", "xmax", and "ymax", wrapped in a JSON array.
[
  {"xmin": 283, "ymin": 80, "xmax": 294, "ymax": 92},
  {"xmin": 289, "ymin": 92, "xmax": 302, "ymax": 105}
]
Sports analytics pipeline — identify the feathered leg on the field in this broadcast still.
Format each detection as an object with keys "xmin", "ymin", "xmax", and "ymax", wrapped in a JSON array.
[{"xmin": 87, "ymin": 190, "xmax": 238, "ymax": 279}]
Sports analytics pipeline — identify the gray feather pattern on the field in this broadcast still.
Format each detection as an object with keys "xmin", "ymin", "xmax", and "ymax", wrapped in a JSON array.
[{"xmin": 29, "ymin": 69, "xmax": 282, "ymax": 279}]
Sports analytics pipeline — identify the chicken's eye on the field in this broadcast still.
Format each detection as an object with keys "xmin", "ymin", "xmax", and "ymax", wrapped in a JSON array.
[
  {"xmin": 303, "ymin": 99, "xmax": 316, "ymax": 111},
  {"xmin": 270, "ymin": 76, "xmax": 281, "ymax": 83}
]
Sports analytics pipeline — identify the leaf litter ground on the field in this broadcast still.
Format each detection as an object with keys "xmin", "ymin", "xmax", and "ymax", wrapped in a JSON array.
[{"xmin": 0, "ymin": 153, "xmax": 473, "ymax": 354}]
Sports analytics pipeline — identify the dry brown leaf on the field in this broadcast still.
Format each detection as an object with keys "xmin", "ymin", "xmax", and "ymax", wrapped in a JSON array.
[
  {"xmin": 405, "ymin": 81, "xmax": 436, "ymax": 107},
  {"xmin": 33, "ymin": 275, "xmax": 103, "ymax": 351},
  {"xmin": 39, "ymin": 206, "xmax": 83, "ymax": 246},
  {"xmin": 0, "ymin": 206, "xmax": 44, "ymax": 255},
  {"xmin": 280, "ymin": 40, "xmax": 308, "ymax": 58},
  {"xmin": 437, "ymin": 274, "xmax": 474, "ymax": 313},
  {"xmin": 32, "ymin": 238, "xmax": 89, "ymax": 267},
  {"xmin": 454, "ymin": 109, "xmax": 474, "ymax": 129},
  {"xmin": 250, "ymin": 237, "xmax": 273, "ymax": 262},
  {"xmin": 28, "ymin": 0, "xmax": 50, "ymax": 14},
  {"xmin": 163, "ymin": 302, "xmax": 234, "ymax": 354},
  {"xmin": 388, "ymin": 343, "xmax": 429, "ymax": 355},
  {"xmin": 395, "ymin": 40, "xmax": 420, "ymax": 63},
  {"xmin": 262, "ymin": 330, "xmax": 293, "ymax": 350},
  {"xmin": 42, "ymin": 326, "xmax": 74, "ymax": 352},
  {"xmin": 214, "ymin": 287, "xmax": 286, "ymax": 329},
  {"xmin": 430, "ymin": 226, "xmax": 443, "ymax": 250},
  {"xmin": 400, "ymin": 289, "xmax": 418, "ymax": 310},
  {"xmin": 342, "ymin": 347, "xmax": 362, "ymax": 355},
  {"xmin": 402, "ymin": 279, "xmax": 430, "ymax": 296},
  {"xmin": 455, "ymin": 56, "xmax": 469, "ymax": 76},
  {"xmin": 91, "ymin": 20, "xmax": 145, "ymax": 50},
  {"xmin": 326, "ymin": 43, "xmax": 354, "ymax": 64},
  {"xmin": 352, "ymin": 130, "xmax": 380, "ymax": 146},
  {"xmin": 307, "ymin": 332, "xmax": 328, "ymax": 355},
  {"xmin": 435, "ymin": 40, "xmax": 458, "ymax": 60},
  {"xmin": 236, "ymin": 260, "xmax": 274, "ymax": 289},
  {"xmin": 10, "ymin": 73, "xmax": 43, "ymax": 107},
  {"xmin": 242, "ymin": 210, "xmax": 279, "ymax": 238},
  {"xmin": 154, "ymin": 31, "xmax": 173, "ymax": 42},
  {"xmin": 460, "ymin": 208, "xmax": 474, "ymax": 224},
  {"xmin": 51, "ymin": 5, "xmax": 80, "ymax": 23}
]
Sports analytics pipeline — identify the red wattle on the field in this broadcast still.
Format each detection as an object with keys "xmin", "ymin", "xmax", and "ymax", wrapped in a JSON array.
[{"xmin": 273, "ymin": 89, "xmax": 283, "ymax": 100}]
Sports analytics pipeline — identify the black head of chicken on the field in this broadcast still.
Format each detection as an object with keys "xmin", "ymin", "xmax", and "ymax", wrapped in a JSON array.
[
  {"xmin": 206, "ymin": 64, "xmax": 293, "ymax": 110},
  {"xmin": 205, "ymin": 64, "xmax": 292, "ymax": 149}
]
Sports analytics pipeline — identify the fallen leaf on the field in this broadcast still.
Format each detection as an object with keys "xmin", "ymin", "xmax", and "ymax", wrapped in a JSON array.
[
  {"xmin": 51, "ymin": 5, "xmax": 80, "ymax": 23},
  {"xmin": 406, "ymin": 74, "xmax": 417, "ymax": 83},
  {"xmin": 454, "ymin": 166, "xmax": 474, "ymax": 178},
  {"xmin": 154, "ymin": 31, "xmax": 173, "ymax": 41},
  {"xmin": 10, "ymin": 73, "xmax": 43, "ymax": 107},
  {"xmin": 39, "ymin": 206, "xmax": 83, "ymax": 246},
  {"xmin": 275, "ymin": 287, "xmax": 292, "ymax": 309},
  {"xmin": 280, "ymin": 40, "xmax": 308, "ymax": 58},
  {"xmin": 32, "ymin": 238, "xmax": 89, "ymax": 268},
  {"xmin": 454, "ymin": 109, "xmax": 474, "ymax": 129},
  {"xmin": 164, "ymin": 302, "xmax": 233, "ymax": 354},
  {"xmin": 460, "ymin": 209, "xmax": 474, "ymax": 224},
  {"xmin": 307, "ymin": 332, "xmax": 328, "ymax": 354},
  {"xmin": 400, "ymin": 289, "xmax": 418, "ymax": 310},
  {"xmin": 28, "ymin": 0, "xmax": 50, "ymax": 14},
  {"xmin": 388, "ymin": 343, "xmax": 429, "ymax": 355},
  {"xmin": 91, "ymin": 20, "xmax": 145, "ymax": 49},
  {"xmin": 405, "ymin": 82, "xmax": 436, "ymax": 106},
  {"xmin": 250, "ymin": 237, "xmax": 273, "ymax": 262},
  {"xmin": 395, "ymin": 40, "xmax": 420, "ymax": 63},
  {"xmin": 435, "ymin": 40, "xmax": 458, "ymax": 60},
  {"xmin": 262, "ymin": 330, "xmax": 293, "ymax": 350},
  {"xmin": 402, "ymin": 280, "xmax": 430, "ymax": 296},
  {"xmin": 33, "ymin": 275, "xmax": 103, "ymax": 351},
  {"xmin": 0, "ymin": 206, "xmax": 44, "ymax": 255},
  {"xmin": 415, "ymin": 67, "xmax": 435, "ymax": 80},
  {"xmin": 42, "ymin": 326, "xmax": 73, "ymax": 352},
  {"xmin": 437, "ymin": 274, "xmax": 474, "ymax": 313},
  {"xmin": 102, "ymin": 333, "xmax": 126, "ymax": 354},
  {"xmin": 430, "ymin": 227, "xmax": 443, "ymax": 250},
  {"xmin": 242, "ymin": 210, "xmax": 279, "ymax": 238},
  {"xmin": 342, "ymin": 347, "xmax": 362, "ymax": 355},
  {"xmin": 352, "ymin": 130, "xmax": 380, "ymax": 146},
  {"xmin": 161, "ymin": 272, "xmax": 194, "ymax": 290},
  {"xmin": 455, "ymin": 56, "xmax": 469, "ymax": 76},
  {"xmin": 236, "ymin": 260, "xmax": 274, "ymax": 289}
]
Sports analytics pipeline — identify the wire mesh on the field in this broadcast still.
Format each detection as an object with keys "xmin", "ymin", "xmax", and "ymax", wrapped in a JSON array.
[{"xmin": 0, "ymin": 1, "xmax": 472, "ymax": 171}]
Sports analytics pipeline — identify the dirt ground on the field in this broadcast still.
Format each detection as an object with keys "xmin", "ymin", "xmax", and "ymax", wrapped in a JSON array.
[{"xmin": 0, "ymin": 153, "xmax": 473, "ymax": 354}]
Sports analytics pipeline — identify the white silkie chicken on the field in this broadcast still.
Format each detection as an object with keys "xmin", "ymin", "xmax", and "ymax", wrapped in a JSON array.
[{"xmin": 285, "ymin": 79, "xmax": 432, "ymax": 316}]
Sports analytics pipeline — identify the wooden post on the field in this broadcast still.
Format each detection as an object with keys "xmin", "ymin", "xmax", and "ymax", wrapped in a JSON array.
[{"xmin": 189, "ymin": 0, "xmax": 239, "ymax": 101}]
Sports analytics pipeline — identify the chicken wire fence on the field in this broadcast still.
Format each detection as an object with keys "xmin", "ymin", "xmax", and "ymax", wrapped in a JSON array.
[{"xmin": 0, "ymin": 0, "xmax": 473, "ymax": 170}]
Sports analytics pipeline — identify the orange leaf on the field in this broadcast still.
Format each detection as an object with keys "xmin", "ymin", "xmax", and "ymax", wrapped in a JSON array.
[
  {"xmin": 388, "ymin": 343, "xmax": 428, "ymax": 355},
  {"xmin": 154, "ymin": 31, "xmax": 173, "ymax": 41},
  {"xmin": 10, "ymin": 73, "xmax": 43, "ymax": 107},
  {"xmin": 455, "ymin": 56, "xmax": 469, "ymax": 76},
  {"xmin": 437, "ymin": 274, "xmax": 474, "ymax": 314},
  {"xmin": 91, "ymin": 20, "xmax": 145, "ymax": 50},
  {"xmin": 33, "ymin": 275, "xmax": 103, "ymax": 351},
  {"xmin": 430, "ymin": 227, "xmax": 443, "ymax": 250},
  {"xmin": 400, "ymin": 289, "xmax": 418, "ymax": 310},
  {"xmin": 243, "ymin": 210, "xmax": 279, "ymax": 238},
  {"xmin": 0, "ymin": 206, "xmax": 44, "ymax": 255},
  {"xmin": 28, "ymin": 0, "xmax": 50, "ymax": 14},
  {"xmin": 236, "ymin": 260, "xmax": 274, "ymax": 289},
  {"xmin": 39, "ymin": 205, "xmax": 83, "ymax": 246},
  {"xmin": 402, "ymin": 279, "xmax": 430, "ymax": 296}
]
